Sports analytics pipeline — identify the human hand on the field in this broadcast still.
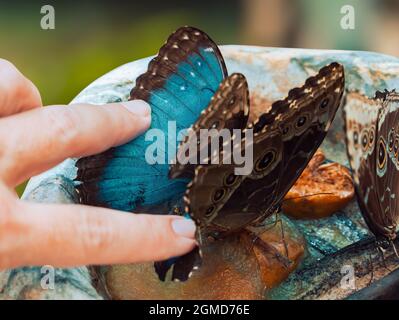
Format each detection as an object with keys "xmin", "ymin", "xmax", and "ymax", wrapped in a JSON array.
[{"xmin": 0, "ymin": 58, "xmax": 196, "ymax": 269}]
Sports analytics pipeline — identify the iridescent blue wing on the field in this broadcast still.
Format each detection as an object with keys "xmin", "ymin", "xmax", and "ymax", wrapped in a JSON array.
[{"xmin": 76, "ymin": 26, "xmax": 227, "ymax": 212}]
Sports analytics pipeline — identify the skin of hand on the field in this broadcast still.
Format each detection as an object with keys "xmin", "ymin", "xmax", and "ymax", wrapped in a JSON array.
[{"xmin": 0, "ymin": 58, "xmax": 196, "ymax": 269}]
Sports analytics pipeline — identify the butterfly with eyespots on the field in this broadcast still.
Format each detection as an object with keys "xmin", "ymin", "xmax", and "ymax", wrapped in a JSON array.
[
  {"xmin": 344, "ymin": 90, "xmax": 399, "ymax": 249},
  {"xmin": 76, "ymin": 26, "xmax": 345, "ymax": 282},
  {"xmin": 179, "ymin": 63, "xmax": 345, "ymax": 232},
  {"xmin": 159, "ymin": 62, "xmax": 345, "ymax": 281}
]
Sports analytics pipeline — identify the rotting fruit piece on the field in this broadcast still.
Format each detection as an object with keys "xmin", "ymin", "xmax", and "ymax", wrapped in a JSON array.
[{"xmin": 282, "ymin": 149, "xmax": 354, "ymax": 219}]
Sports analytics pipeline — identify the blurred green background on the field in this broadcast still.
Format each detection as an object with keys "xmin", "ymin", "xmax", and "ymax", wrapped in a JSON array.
[{"xmin": 0, "ymin": 0, "xmax": 398, "ymax": 195}]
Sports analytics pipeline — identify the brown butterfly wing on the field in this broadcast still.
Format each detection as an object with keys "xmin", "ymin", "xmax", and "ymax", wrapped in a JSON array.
[
  {"xmin": 375, "ymin": 92, "xmax": 399, "ymax": 240},
  {"xmin": 185, "ymin": 63, "xmax": 345, "ymax": 232},
  {"xmin": 346, "ymin": 91, "xmax": 399, "ymax": 241},
  {"xmin": 201, "ymin": 127, "xmax": 284, "ymax": 230},
  {"xmin": 169, "ymin": 73, "xmax": 250, "ymax": 180},
  {"xmin": 256, "ymin": 63, "xmax": 345, "ymax": 207},
  {"xmin": 344, "ymin": 92, "xmax": 383, "ymax": 238}
]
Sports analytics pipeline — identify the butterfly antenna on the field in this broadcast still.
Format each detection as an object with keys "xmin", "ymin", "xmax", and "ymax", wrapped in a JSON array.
[{"xmin": 283, "ymin": 192, "xmax": 335, "ymax": 202}]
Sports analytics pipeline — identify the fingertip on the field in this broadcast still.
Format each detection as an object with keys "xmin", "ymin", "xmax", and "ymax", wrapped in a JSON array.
[
  {"xmin": 122, "ymin": 100, "xmax": 152, "ymax": 133},
  {"xmin": 25, "ymin": 78, "xmax": 42, "ymax": 108},
  {"xmin": 106, "ymin": 100, "xmax": 152, "ymax": 146},
  {"xmin": 171, "ymin": 218, "xmax": 196, "ymax": 239},
  {"xmin": 131, "ymin": 214, "xmax": 197, "ymax": 262},
  {"xmin": 167, "ymin": 217, "xmax": 198, "ymax": 259},
  {"xmin": 121, "ymin": 100, "xmax": 151, "ymax": 117}
]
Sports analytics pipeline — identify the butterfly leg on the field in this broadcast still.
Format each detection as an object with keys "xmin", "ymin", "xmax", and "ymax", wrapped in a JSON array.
[
  {"xmin": 391, "ymin": 241, "xmax": 399, "ymax": 259},
  {"xmin": 251, "ymin": 208, "xmax": 290, "ymax": 260},
  {"xmin": 241, "ymin": 228, "xmax": 292, "ymax": 268},
  {"xmin": 367, "ymin": 253, "xmax": 374, "ymax": 287},
  {"xmin": 258, "ymin": 213, "xmax": 279, "ymax": 230},
  {"xmin": 275, "ymin": 211, "xmax": 290, "ymax": 259},
  {"xmin": 376, "ymin": 245, "xmax": 392, "ymax": 272}
]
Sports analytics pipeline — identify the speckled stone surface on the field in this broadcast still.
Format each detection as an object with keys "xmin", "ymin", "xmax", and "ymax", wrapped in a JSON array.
[{"xmin": 2, "ymin": 46, "xmax": 399, "ymax": 300}]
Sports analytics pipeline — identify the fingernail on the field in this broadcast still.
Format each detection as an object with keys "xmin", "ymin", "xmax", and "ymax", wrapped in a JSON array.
[
  {"xmin": 172, "ymin": 219, "xmax": 196, "ymax": 239},
  {"xmin": 122, "ymin": 100, "xmax": 151, "ymax": 117}
]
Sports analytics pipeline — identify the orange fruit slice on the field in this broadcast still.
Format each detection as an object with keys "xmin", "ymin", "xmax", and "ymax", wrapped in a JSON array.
[{"xmin": 282, "ymin": 149, "xmax": 354, "ymax": 219}]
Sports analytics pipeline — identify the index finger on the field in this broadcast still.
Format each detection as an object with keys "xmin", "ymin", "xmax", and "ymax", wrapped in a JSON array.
[{"xmin": 0, "ymin": 100, "xmax": 151, "ymax": 187}]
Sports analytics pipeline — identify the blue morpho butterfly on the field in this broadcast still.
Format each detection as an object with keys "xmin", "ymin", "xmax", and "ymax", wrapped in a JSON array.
[
  {"xmin": 76, "ymin": 27, "xmax": 227, "ymax": 211},
  {"xmin": 76, "ymin": 26, "xmax": 229, "ymax": 280},
  {"xmin": 76, "ymin": 26, "xmax": 346, "ymax": 281}
]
